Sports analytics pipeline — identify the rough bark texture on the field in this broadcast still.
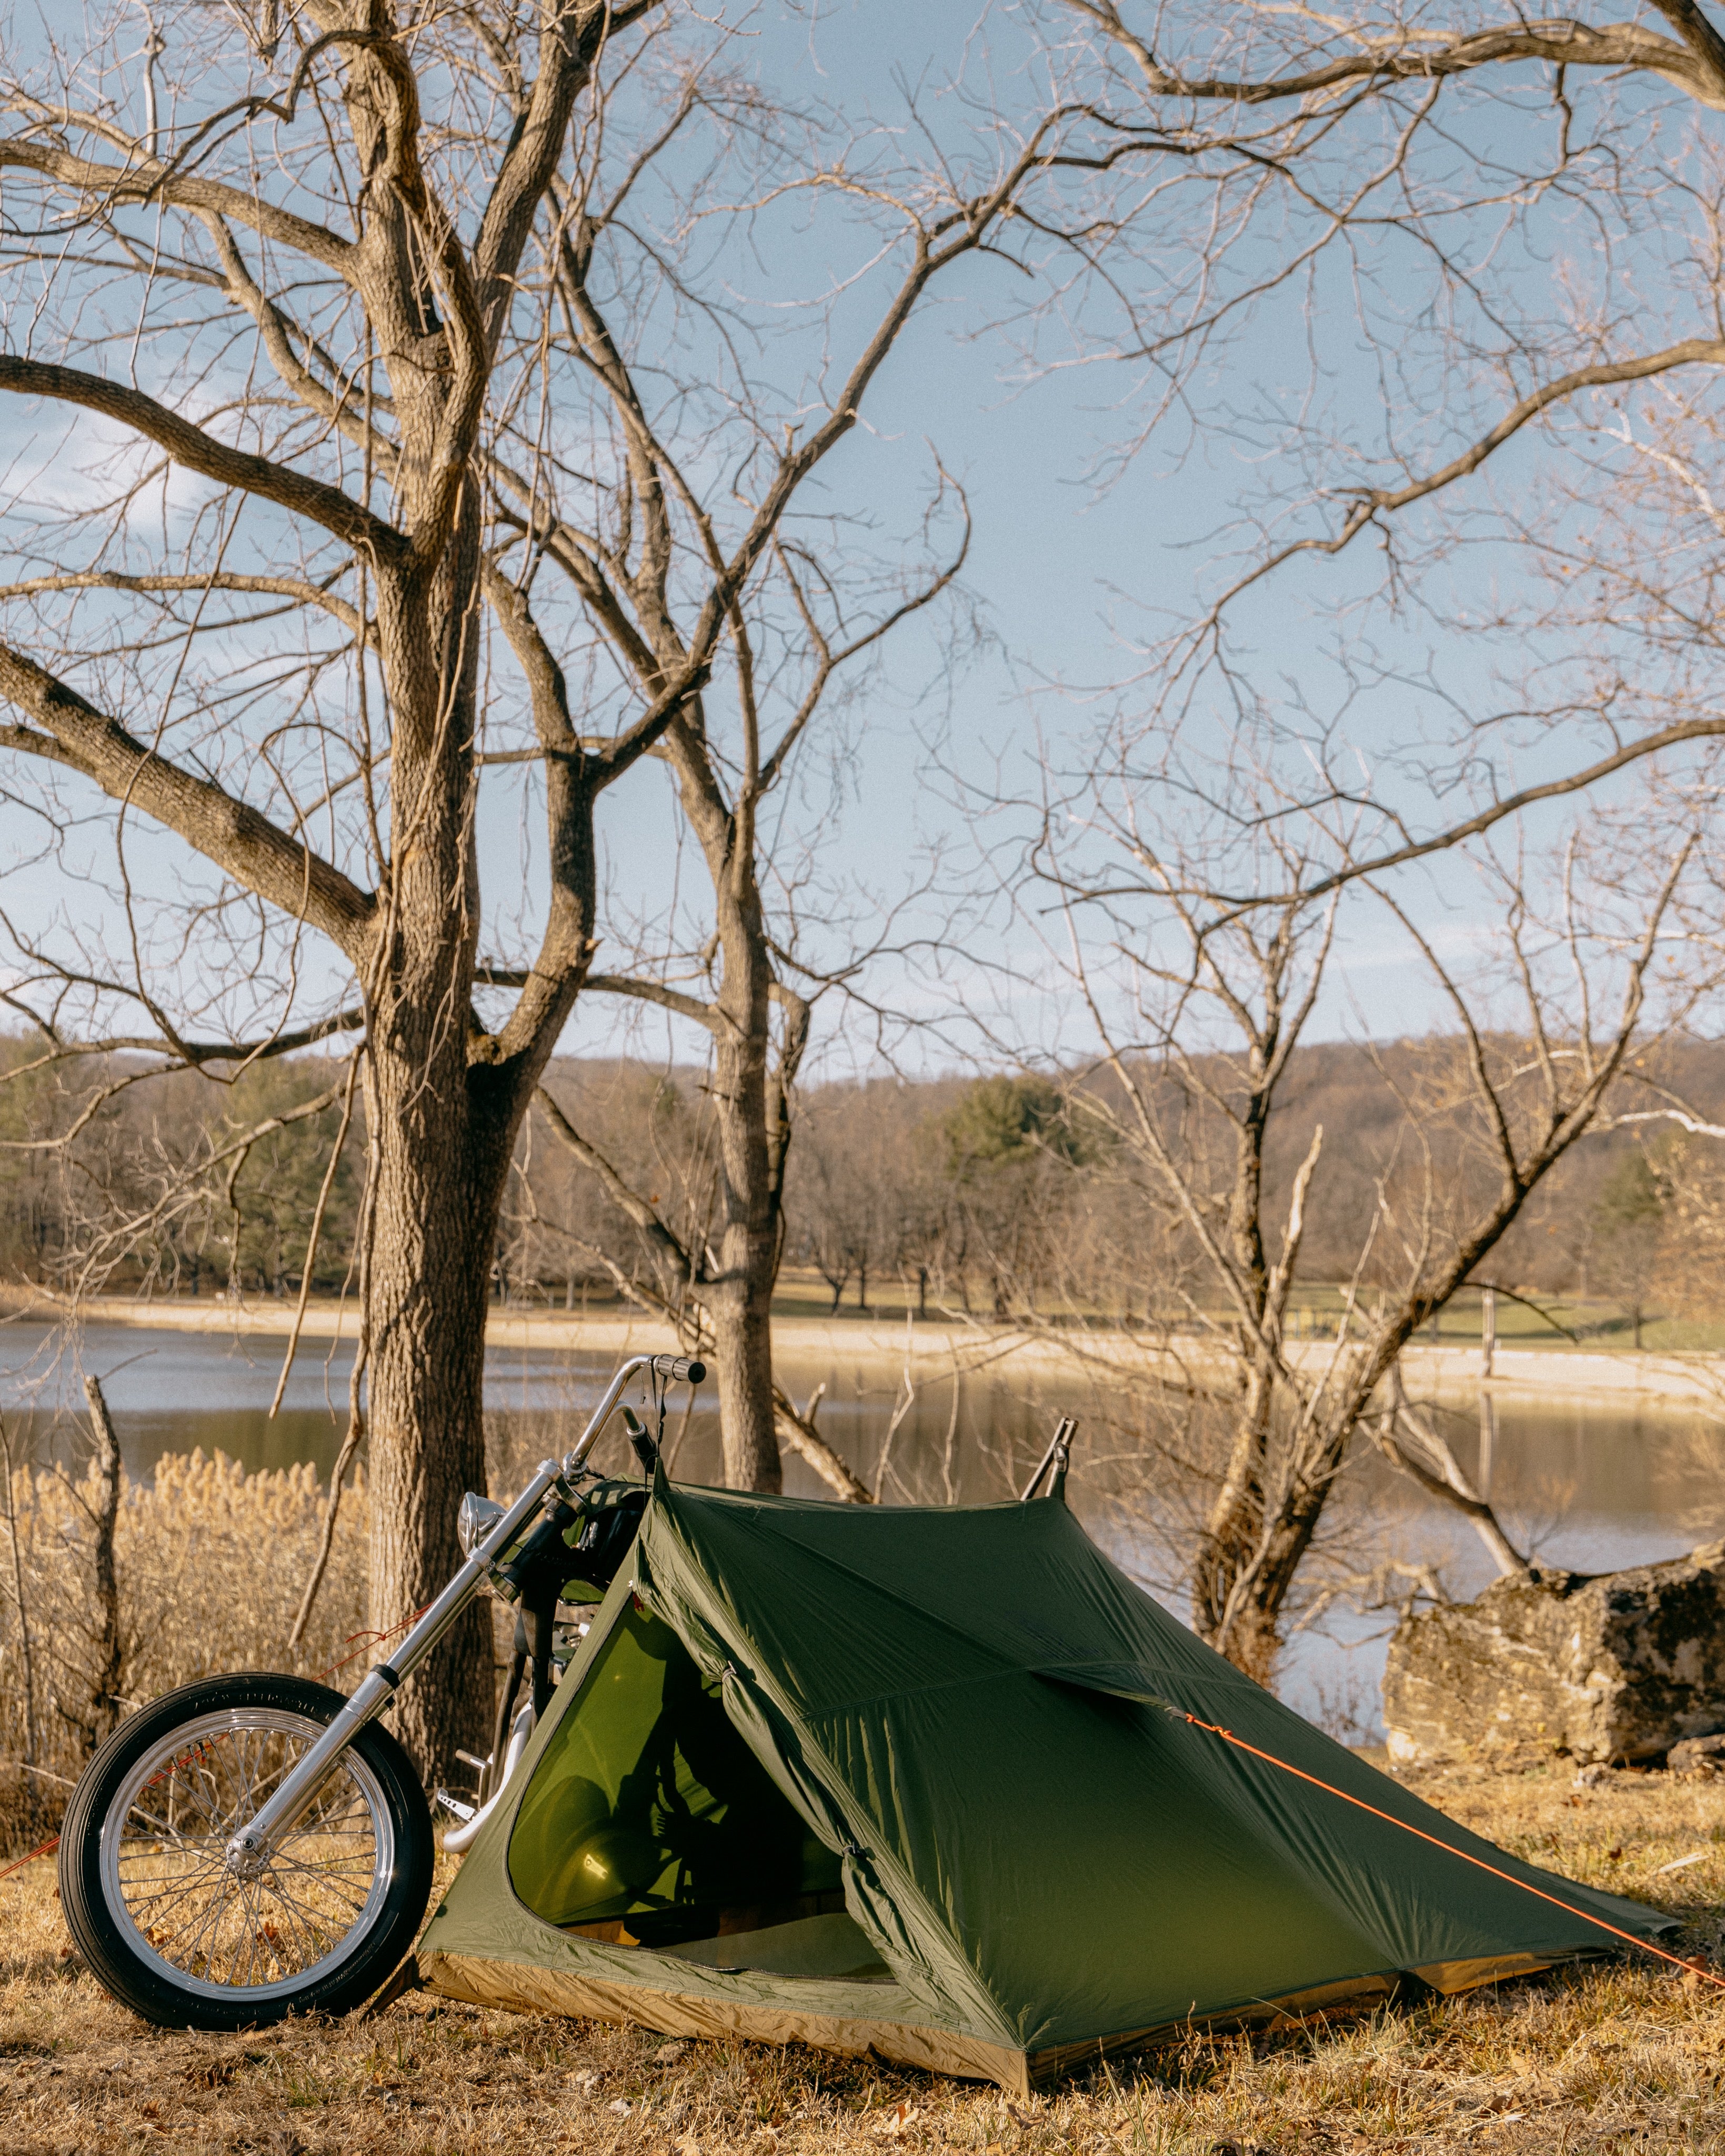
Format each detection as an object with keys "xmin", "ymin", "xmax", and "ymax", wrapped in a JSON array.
[
  {"xmin": 705, "ymin": 931, "xmax": 782, "ymax": 1494},
  {"xmin": 81, "ymin": 1375, "xmax": 124, "ymax": 1755},
  {"xmin": 362, "ymin": 1043, "xmax": 496, "ymax": 1780},
  {"xmin": 1383, "ymin": 1544, "xmax": 1725, "ymax": 1766},
  {"xmin": 664, "ymin": 725, "xmax": 785, "ymax": 1494}
]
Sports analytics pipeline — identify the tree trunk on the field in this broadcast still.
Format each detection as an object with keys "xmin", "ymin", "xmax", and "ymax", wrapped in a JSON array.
[
  {"xmin": 357, "ymin": 509, "xmax": 505, "ymax": 1785},
  {"xmin": 82, "ymin": 1375, "xmax": 124, "ymax": 1754},
  {"xmin": 1189, "ymin": 1104, "xmax": 1277, "ymax": 1676},
  {"xmin": 705, "ymin": 927, "xmax": 781, "ymax": 1489},
  {"xmin": 705, "ymin": 1013, "xmax": 781, "ymax": 1482},
  {"xmin": 1190, "ymin": 1351, "xmax": 1278, "ymax": 1682},
  {"xmin": 363, "ymin": 1045, "xmax": 499, "ymax": 1786}
]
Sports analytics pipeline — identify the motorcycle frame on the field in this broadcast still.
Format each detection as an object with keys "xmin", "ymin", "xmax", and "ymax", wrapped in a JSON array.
[{"xmin": 224, "ymin": 1351, "xmax": 703, "ymax": 1874}]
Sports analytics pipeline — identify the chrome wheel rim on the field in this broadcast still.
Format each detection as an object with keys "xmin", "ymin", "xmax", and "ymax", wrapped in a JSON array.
[{"xmin": 98, "ymin": 1707, "xmax": 394, "ymax": 2003}]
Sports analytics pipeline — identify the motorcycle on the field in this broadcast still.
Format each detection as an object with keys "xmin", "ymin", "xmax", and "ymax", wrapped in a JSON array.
[{"xmin": 56, "ymin": 1351, "xmax": 705, "ymax": 2031}]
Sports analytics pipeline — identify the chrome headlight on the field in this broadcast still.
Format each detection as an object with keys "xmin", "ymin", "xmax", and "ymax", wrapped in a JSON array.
[{"xmin": 457, "ymin": 1490, "xmax": 506, "ymax": 1559}]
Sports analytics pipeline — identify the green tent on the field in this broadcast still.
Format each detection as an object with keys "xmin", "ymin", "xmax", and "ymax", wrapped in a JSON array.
[{"xmin": 416, "ymin": 1474, "xmax": 1671, "ymax": 2091}]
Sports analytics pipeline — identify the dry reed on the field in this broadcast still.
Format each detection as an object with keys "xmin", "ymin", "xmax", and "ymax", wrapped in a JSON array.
[{"xmin": 0, "ymin": 1449, "xmax": 367, "ymax": 1846}]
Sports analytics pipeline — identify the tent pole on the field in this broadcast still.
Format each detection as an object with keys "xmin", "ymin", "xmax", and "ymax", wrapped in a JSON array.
[{"xmin": 1019, "ymin": 1416, "xmax": 1077, "ymax": 1501}]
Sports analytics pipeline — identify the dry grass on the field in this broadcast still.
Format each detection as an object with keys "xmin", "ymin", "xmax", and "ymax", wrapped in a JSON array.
[
  {"xmin": 0, "ymin": 1452, "xmax": 368, "ymax": 1847},
  {"xmin": 6, "ymin": 1760, "xmax": 1725, "ymax": 2153}
]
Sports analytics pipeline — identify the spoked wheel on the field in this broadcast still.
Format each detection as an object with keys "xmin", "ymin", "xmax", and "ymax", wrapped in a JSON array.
[{"xmin": 59, "ymin": 1671, "xmax": 433, "ymax": 2029}]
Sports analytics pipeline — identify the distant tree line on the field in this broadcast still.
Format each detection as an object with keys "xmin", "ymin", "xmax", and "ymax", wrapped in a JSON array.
[{"xmin": 7, "ymin": 1033, "xmax": 1720, "ymax": 1339}]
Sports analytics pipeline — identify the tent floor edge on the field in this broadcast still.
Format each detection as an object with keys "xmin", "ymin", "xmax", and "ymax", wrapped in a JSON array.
[
  {"xmin": 1024, "ymin": 1945, "xmax": 1625, "ymax": 2087},
  {"xmin": 416, "ymin": 1949, "xmax": 1032, "ymax": 2092}
]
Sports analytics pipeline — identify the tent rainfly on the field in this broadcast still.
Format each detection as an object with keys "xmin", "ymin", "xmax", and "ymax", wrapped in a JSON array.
[{"xmin": 416, "ymin": 1470, "xmax": 1673, "ymax": 2092}]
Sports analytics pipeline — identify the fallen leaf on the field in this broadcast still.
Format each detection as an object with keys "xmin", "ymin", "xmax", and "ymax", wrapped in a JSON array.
[
  {"xmin": 873, "ymin": 2101, "xmax": 922, "ymax": 2138},
  {"xmin": 609, "ymin": 2097, "xmax": 633, "ymax": 2117}
]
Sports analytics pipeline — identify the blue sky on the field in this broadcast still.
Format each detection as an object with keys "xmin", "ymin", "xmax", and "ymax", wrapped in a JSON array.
[{"xmin": 0, "ymin": 0, "xmax": 1706, "ymax": 1076}]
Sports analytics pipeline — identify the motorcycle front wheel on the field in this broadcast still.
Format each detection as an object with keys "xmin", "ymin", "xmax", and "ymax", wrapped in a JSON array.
[{"xmin": 59, "ymin": 1671, "xmax": 434, "ymax": 2029}]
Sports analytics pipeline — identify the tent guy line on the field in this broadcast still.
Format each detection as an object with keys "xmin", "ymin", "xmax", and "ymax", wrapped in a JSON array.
[{"xmin": 1177, "ymin": 1711, "xmax": 1725, "ymax": 1993}]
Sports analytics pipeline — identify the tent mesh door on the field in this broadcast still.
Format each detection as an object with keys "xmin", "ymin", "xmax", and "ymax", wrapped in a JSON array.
[{"xmin": 508, "ymin": 1601, "xmax": 843, "ymax": 1949}]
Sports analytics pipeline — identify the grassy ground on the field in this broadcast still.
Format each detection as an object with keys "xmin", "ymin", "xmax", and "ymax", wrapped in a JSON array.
[
  {"xmin": 7, "ymin": 1761, "xmax": 1725, "ymax": 2154},
  {"xmin": 541, "ymin": 1274, "xmax": 1725, "ymax": 1356},
  {"xmin": 26, "ymin": 1272, "xmax": 1725, "ymax": 1354}
]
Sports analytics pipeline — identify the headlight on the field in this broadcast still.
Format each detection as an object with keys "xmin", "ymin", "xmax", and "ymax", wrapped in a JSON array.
[{"xmin": 457, "ymin": 1490, "xmax": 506, "ymax": 1558}]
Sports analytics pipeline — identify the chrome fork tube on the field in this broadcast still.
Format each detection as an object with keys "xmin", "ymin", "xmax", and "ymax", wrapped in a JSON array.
[{"xmin": 224, "ymin": 1354, "xmax": 666, "ymax": 1873}]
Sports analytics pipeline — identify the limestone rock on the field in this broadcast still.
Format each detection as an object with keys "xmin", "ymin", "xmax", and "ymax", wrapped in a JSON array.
[
  {"xmin": 1382, "ymin": 1541, "xmax": 1725, "ymax": 1766},
  {"xmin": 1668, "ymin": 1733, "xmax": 1725, "ymax": 1774}
]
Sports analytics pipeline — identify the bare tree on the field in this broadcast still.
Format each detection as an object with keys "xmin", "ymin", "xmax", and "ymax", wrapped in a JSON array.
[
  {"xmin": 1032, "ymin": 3, "xmax": 1725, "ymax": 872},
  {"xmin": 1006, "ymin": 736, "xmax": 1705, "ymax": 1681},
  {"xmin": 927, "ymin": 4, "xmax": 1725, "ymax": 1672},
  {"xmin": 0, "ymin": 4, "xmax": 1115, "ymax": 1768}
]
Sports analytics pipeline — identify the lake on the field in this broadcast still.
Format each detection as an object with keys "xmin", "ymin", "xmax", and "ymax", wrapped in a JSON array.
[{"xmin": 4, "ymin": 1315, "xmax": 1719, "ymax": 1742}]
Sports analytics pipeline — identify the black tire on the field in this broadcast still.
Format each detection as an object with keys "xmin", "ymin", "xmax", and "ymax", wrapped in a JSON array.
[{"xmin": 59, "ymin": 1671, "xmax": 433, "ymax": 2030}]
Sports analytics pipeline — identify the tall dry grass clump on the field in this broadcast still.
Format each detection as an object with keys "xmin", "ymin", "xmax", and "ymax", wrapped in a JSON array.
[{"xmin": 0, "ymin": 1448, "xmax": 366, "ymax": 1849}]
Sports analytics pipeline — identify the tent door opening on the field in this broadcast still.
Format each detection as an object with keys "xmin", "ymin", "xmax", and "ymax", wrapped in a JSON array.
[{"xmin": 507, "ymin": 1599, "xmax": 888, "ymax": 1981}]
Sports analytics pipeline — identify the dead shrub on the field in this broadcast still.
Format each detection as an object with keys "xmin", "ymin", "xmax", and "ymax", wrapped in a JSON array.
[{"xmin": 0, "ymin": 1450, "xmax": 366, "ymax": 1849}]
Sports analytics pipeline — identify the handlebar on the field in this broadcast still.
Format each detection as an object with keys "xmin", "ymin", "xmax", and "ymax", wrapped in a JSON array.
[{"xmin": 561, "ymin": 1351, "xmax": 706, "ymax": 1481}]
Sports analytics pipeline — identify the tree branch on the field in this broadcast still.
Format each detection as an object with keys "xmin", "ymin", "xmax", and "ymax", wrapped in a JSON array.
[
  {"xmin": 1065, "ymin": 7, "xmax": 1725, "ymax": 110},
  {"xmin": 0, "ymin": 643, "xmax": 376, "ymax": 956},
  {"xmin": 0, "ymin": 137, "xmax": 359, "ymax": 275},
  {"xmin": 0, "ymin": 356, "xmax": 403, "ymax": 561},
  {"xmin": 1203, "ymin": 337, "xmax": 1725, "ymax": 623}
]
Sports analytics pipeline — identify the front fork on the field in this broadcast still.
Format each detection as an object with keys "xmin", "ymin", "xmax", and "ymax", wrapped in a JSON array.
[{"xmin": 224, "ymin": 1350, "xmax": 700, "ymax": 1876}]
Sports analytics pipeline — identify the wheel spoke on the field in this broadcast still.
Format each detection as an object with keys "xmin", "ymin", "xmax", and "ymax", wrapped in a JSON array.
[{"xmin": 101, "ymin": 1705, "xmax": 394, "ymax": 2001}]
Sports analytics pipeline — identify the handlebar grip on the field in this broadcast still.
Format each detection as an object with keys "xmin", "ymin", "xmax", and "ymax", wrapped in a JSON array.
[{"xmin": 650, "ymin": 1354, "xmax": 706, "ymax": 1384}]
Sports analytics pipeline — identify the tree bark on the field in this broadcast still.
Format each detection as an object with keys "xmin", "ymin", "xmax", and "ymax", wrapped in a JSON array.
[
  {"xmin": 1190, "ymin": 1081, "xmax": 1279, "ymax": 1671},
  {"xmin": 359, "ymin": 1046, "xmax": 499, "ymax": 1781},
  {"xmin": 705, "ymin": 927, "xmax": 783, "ymax": 1492},
  {"xmin": 81, "ymin": 1375, "xmax": 123, "ymax": 1754}
]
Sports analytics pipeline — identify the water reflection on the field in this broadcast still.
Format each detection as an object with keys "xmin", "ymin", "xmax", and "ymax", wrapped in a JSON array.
[{"xmin": 5, "ymin": 1316, "xmax": 1720, "ymax": 1738}]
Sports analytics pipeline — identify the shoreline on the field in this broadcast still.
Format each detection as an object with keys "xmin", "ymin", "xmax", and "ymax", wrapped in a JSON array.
[{"xmin": 7, "ymin": 1292, "xmax": 1725, "ymax": 1408}]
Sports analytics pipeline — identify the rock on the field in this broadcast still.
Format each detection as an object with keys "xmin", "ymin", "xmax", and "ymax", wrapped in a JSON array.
[
  {"xmin": 1382, "ymin": 1542, "xmax": 1725, "ymax": 1766},
  {"xmin": 1668, "ymin": 1733, "xmax": 1725, "ymax": 1774}
]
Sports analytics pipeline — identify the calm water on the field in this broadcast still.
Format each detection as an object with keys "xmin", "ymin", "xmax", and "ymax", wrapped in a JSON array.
[{"xmin": 5, "ymin": 1316, "xmax": 1718, "ymax": 1738}]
